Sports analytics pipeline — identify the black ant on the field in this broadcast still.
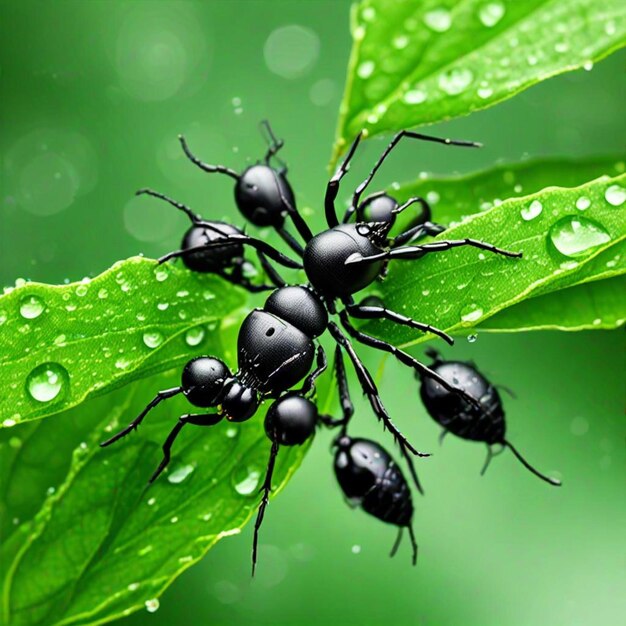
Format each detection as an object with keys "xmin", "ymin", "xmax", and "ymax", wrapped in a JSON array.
[
  {"xmin": 418, "ymin": 348, "xmax": 561, "ymax": 486},
  {"xmin": 101, "ymin": 126, "xmax": 522, "ymax": 572}
]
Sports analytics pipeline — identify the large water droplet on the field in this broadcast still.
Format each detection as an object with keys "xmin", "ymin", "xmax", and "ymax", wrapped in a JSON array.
[
  {"xmin": 143, "ymin": 331, "xmax": 164, "ymax": 349},
  {"xmin": 575, "ymin": 196, "xmax": 590, "ymax": 211},
  {"xmin": 478, "ymin": 2, "xmax": 505, "ymax": 27},
  {"xmin": 154, "ymin": 267, "xmax": 169, "ymax": 282},
  {"xmin": 184, "ymin": 326, "xmax": 206, "ymax": 347},
  {"xmin": 438, "ymin": 68, "xmax": 473, "ymax": 95},
  {"xmin": 521, "ymin": 199, "xmax": 543, "ymax": 221},
  {"xmin": 232, "ymin": 465, "xmax": 261, "ymax": 496},
  {"xmin": 549, "ymin": 216, "xmax": 611, "ymax": 258},
  {"xmin": 145, "ymin": 598, "xmax": 160, "ymax": 613},
  {"xmin": 605, "ymin": 184, "xmax": 625, "ymax": 206},
  {"xmin": 460, "ymin": 304, "xmax": 483, "ymax": 323},
  {"xmin": 26, "ymin": 363, "xmax": 69, "ymax": 403},
  {"xmin": 403, "ymin": 89, "xmax": 427, "ymax": 104},
  {"xmin": 167, "ymin": 463, "xmax": 195, "ymax": 484},
  {"xmin": 423, "ymin": 8, "xmax": 452, "ymax": 32},
  {"xmin": 19, "ymin": 295, "xmax": 45, "ymax": 319}
]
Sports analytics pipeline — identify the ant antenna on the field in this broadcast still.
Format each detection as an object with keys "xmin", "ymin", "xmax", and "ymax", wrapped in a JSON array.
[{"xmin": 504, "ymin": 440, "xmax": 562, "ymax": 486}]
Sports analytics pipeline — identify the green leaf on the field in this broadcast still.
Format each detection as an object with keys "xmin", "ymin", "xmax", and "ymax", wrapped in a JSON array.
[
  {"xmin": 331, "ymin": 0, "xmax": 626, "ymax": 165},
  {"xmin": 0, "ymin": 360, "xmax": 308, "ymax": 626},
  {"xmin": 391, "ymin": 155, "xmax": 625, "ymax": 230},
  {"xmin": 0, "ymin": 257, "xmax": 246, "ymax": 428},
  {"xmin": 478, "ymin": 275, "xmax": 626, "ymax": 332},
  {"xmin": 364, "ymin": 173, "xmax": 626, "ymax": 347}
]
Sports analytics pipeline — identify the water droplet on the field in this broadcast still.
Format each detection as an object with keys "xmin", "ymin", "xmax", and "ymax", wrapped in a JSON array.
[
  {"xmin": 392, "ymin": 35, "xmax": 409, "ymax": 49},
  {"xmin": 232, "ymin": 466, "xmax": 261, "ymax": 495},
  {"xmin": 605, "ymin": 184, "xmax": 625, "ymax": 206},
  {"xmin": 98, "ymin": 288, "xmax": 109, "ymax": 299},
  {"xmin": 460, "ymin": 304, "xmax": 483, "ymax": 323},
  {"xmin": 154, "ymin": 267, "xmax": 169, "ymax": 282},
  {"xmin": 0, "ymin": 311, "xmax": 7, "ymax": 325},
  {"xmin": 570, "ymin": 416, "xmax": 589, "ymax": 436},
  {"xmin": 138, "ymin": 544, "xmax": 153, "ymax": 556},
  {"xmin": 549, "ymin": 216, "xmax": 611, "ymax": 258},
  {"xmin": 115, "ymin": 357, "xmax": 131, "ymax": 370},
  {"xmin": 361, "ymin": 6, "xmax": 376, "ymax": 21},
  {"xmin": 477, "ymin": 86, "xmax": 493, "ymax": 99},
  {"xmin": 19, "ymin": 295, "xmax": 44, "ymax": 319},
  {"xmin": 75, "ymin": 284, "xmax": 88, "ymax": 297},
  {"xmin": 128, "ymin": 582, "xmax": 140, "ymax": 591},
  {"xmin": 357, "ymin": 60, "xmax": 375, "ymax": 79},
  {"xmin": 157, "ymin": 302, "xmax": 169, "ymax": 311},
  {"xmin": 26, "ymin": 363, "xmax": 69, "ymax": 403},
  {"xmin": 225, "ymin": 426, "xmax": 238, "ymax": 439},
  {"xmin": 351, "ymin": 544, "xmax": 362, "ymax": 554},
  {"xmin": 583, "ymin": 60, "xmax": 594, "ymax": 71},
  {"xmin": 421, "ymin": 289, "xmax": 430, "ymax": 297},
  {"xmin": 142, "ymin": 331, "xmax": 164, "ymax": 349},
  {"xmin": 575, "ymin": 196, "xmax": 591, "ymax": 211},
  {"xmin": 554, "ymin": 41, "xmax": 569, "ymax": 53},
  {"xmin": 170, "ymin": 515, "xmax": 179, "ymax": 523},
  {"xmin": 147, "ymin": 497, "xmax": 156, "ymax": 506},
  {"xmin": 521, "ymin": 199, "xmax": 543, "ymax": 221},
  {"xmin": 467, "ymin": 333, "xmax": 478, "ymax": 343},
  {"xmin": 478, "ymin": 2, "xmax": 505, "ymax": 27},
  {"xmin": 183, "ymin": 326, "xmax": 205, "ymax": 347},
  {"xmin": 145, "ymin": 598, "xmax": 160, "ymax": 613},
  {"xmin": 438, "ymin": 68, "xmax": 473, "ymax": 95},
  {"xmin": 3, "ymin": 418, "xmax": 17, "ymax": 428},
  {"xmin": 423, "ymin": 8, "xmax": 452, "ymax": 32},
  {"xmin": 167, "ymin": 463, "xmax": 195, "ymax": 484},
  {"xmin": 426, "ymin": 191, "xmax": 440, "ymax": 204}
]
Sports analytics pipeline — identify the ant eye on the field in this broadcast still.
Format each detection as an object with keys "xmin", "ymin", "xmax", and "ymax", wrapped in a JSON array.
[{"xmin": 265, "ymin": 327, "xmax": 275, "ymax": 336}]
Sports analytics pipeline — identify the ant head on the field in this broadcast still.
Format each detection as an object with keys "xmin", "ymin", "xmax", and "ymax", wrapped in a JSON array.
[
  {"xmin": 182, "ymin": 357, "xmax": 231, "ymax": 407},
  {"xmin": 356, "ymin": 193, "xmax": 399, "ymax": 233},
  {"xmin": 264, "ymin": 393, "xmax": 318, "ymax": 446},
  {"xmin": 222, "ymin": 380, "xmax": 259, "ymax": 422},
  {"xmin": 235, "ymin": 165, "xmax": 294, "ymax": 228}
]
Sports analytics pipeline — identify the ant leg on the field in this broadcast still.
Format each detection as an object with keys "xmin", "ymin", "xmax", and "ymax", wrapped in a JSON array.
[
  {"xmin": 325, "ymin": 131, "xmax": 365, "ymax": 228},
  {"xmin": 100, "ymin": 387, "xmax": 182, "ymax": 447},
  {"xmin": 135, "ymin": 188, "xmax": 201, "ymax": 224},
  {"xmin": 178, "ymin": 135, "xmax": 239, "ymax": 180},
  {"xmin": 158, "ymin": 231, "xmax": 302, "ymax": 270},
  {"xmin": 393, "ymin": 221, "xmax": 445, "ymax": 247},
  {"xmin": 345, "ymin": 238, "xmax": 522, "ymax": 266},
  {"xmin": 390, "ymin": 527, "xmax": 404, "ymax": 558},
  {"xmin": 217, "ymin": 266, "xmax": 274, "ymax": 293},
  {"xmin": 270, "ymin": 170, "xmax": 313, "ymax": 243},
  {"xmin": 407, "ymin": 524, "xmax": 419, "ymax": 566},
  {"xmin": 149, "ymin": 412, "xmax": 223, "ymax": 484},
  {"xmin": 319, "ymin": 345, "xmax": 355, "ymax": 432},
  {"xmin": 259, "ymin": 120, "xmax": 288, "ymax": 172},
  {"xmin": 295, "ymin": 345, "xmax": 328, "ymax": 396},
  {"xmin": 252, "ymin": 438, "xmax": 279, "ymax": 576},
  {"xmin": 256, "ymin": 250, "xmax": 288, "ymax": 288},
  {"xmin": 345, "ymin": 301, "xmax": 453, "ymax": 345},
  {"xmin": 439, "ymin": 429, "xmax": 449, "ymax": 446},
  {"xmin": 351, "ymin": 130, "xmax": 481, "ymax": 210},
  {"xmin": 338, "ymin": 311, "xmax": 483, "ymax": 412},
  {"xmin": 276, "ymin": 225, "xmax": 304, "ymax": 257},
  {"xmin": 503, "ymin": 440, "xmax": 562, "ymax": 487},
  {"xmin": 496, "ymin": 384, "xmax": 517, "ymax": 399},
  {"xmin": 480, "ymin": 445, "xmax": 494, "ymax": 476}
]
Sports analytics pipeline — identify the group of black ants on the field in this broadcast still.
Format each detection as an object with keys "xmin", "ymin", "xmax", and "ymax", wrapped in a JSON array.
[{"xmin": 100, "ymin": 122, "xmax": 561, "ymax": 574}]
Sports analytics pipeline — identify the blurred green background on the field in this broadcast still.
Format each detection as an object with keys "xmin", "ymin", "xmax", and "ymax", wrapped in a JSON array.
[{"xmin": 1, "ymin": 1, "xmax": 624, "ymax": 625}]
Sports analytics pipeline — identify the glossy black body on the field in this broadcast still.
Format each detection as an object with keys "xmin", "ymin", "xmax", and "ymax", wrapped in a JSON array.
[
  {"xmin": 264, "ymin": 285, "xmax": 328, "ymax": 338},
  {"xmin": 356, "ymin": 193, "xmax": 399, "ymax": 224},
  {"xmin": 419, "ymin": 359, "xmax": 505, "ymax": 444},
  {"xmin": 180, "ymin": 221, "xmax": 244, "ymax": 273},
  {"xmin": 181, "ymin": 357, "xmax": 230, "ymax": 407},
  {"xmin": 264, "ymin": 394, "xmax": 318, "ymax": 445},
  {"xmin": 334, "ymin": 436, "xmax": 413, "ymax": 527},
  {"xmin": 235, "ymin": 165, "xmax": 296, "ymax": 227},
  {"xmin": 303, "ymin": 224, "xmax": 385, "ymax": 298}
]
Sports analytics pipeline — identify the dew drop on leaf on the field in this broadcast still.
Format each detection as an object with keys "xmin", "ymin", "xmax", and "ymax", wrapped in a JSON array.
[
  {"xmin": 460, "ymin": 304, "xmax": 484, "ymax": 323},
  {"xmin": 167, "ymin": 463, "xmax": 195, "ymax": 484},
  {"xmin": 438, "ymin": 68, "xmax": 474, "ymax": 95},
  {"xmin": 225, "ymin": 426, "xmax": 239, "ymax": 439},
  {"xmin": 184, "ymin": 326, "xmax": 206, "ymax": 347},
  {"xmin": 575, "ymin": 196, "xmax": 591, "ymax": 211},
  {"xmin": 0, "ymin": 311, "xmax": 7, "ymax": 325},
  {"xmin": 520, "ymin": 199, "xmax": 543, "ymax": 221},
  {"xmin": 549, "ymin": 216, "xmax": 611, "ymax": 258},
  {"xmin": 357, "ymin": 60, "xmax": 375, "ymax": 79},
  {"xmin": 467, "ymin": 334, "xmax": 478, "ymax": 343},
  {"xmin": 604, "ymin": 184, "xmax": 625, "ymax": 206},
  {"xmin": 478, "ymin": 1, "xmax": 505, "ymax": 27},
  {"xmin": 477, "ymin": 86, "xmax": 493, "ymax": 99},
  {"xmin": 19, "ymin": 295, "xmax": 44, "ymax": 319},
  {"xmin": 143, "ymin": 331, "xmax": 164, "ymax": 349},
  {"xmin": 26, "ymin": 362, "xmax": 69, "ymax": 403},
  {"xmin": 145, "ymin": 598, "xmax": 160, "ymax": 613},
  {"xmin": 232, "ymin": 465, "xmax": 261, "ymax": 495},
  {"xmin": 98, "ymin": 288, "xmax": 109, "ymax": 299},
  {"xmin": 154, "ymin": 267, "xmax": 169, "ymax": 282},
  {"xmin": 423, "ymin": 7, "xmax": 452, "ymax": 32}
]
